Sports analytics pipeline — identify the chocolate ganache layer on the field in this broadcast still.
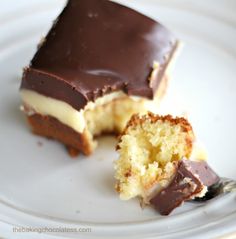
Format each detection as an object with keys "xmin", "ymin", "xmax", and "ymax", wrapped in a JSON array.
[
  {"xmin": 150, "ymin": 159, "xmax": 220, "ymax": 215},
  {"xmin": 21, "ymin": 0, "xmax": 178, "ymax": 111}
]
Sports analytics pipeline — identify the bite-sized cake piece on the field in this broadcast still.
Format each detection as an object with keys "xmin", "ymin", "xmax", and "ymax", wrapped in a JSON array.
[
  {"xmin": 115, "ymin": 112, "xmax": 195, "ymax": 201},
  {"xmin": 20, "ymin": 0, "xmax": 180, "ymax": 156},
  {"xmin": 150, "ymin": 159, "xmax": 220, "ymax": 215}
]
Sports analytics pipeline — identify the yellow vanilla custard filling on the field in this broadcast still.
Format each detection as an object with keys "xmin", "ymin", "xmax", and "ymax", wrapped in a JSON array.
[
  {"xmin": 20, "ymin": 89, "xmax": 159, "ymax": 136},
  {"xmin": 21, "ymin": 89, "xmax": 86, "ymax": 133}
]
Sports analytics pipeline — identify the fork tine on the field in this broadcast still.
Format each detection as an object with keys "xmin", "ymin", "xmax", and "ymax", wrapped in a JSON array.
[{"xmin": 191, "ymin": 177, "xmax": 236, "ymax": 203}]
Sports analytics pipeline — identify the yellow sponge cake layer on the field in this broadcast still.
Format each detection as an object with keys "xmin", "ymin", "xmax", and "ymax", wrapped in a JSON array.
[{"xmin": 115, "ymin": 113, "xmax": 195, "ymax": 201}]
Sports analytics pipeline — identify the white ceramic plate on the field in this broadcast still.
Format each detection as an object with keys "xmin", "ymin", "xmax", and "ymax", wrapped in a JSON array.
[{"xmin": 0, "ymin": 0, "xmax": 236, "ymax": 238}]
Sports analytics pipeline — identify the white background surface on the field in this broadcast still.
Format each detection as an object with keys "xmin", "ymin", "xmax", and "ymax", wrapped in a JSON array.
[{"xmin": 0, "ymin": 0, "xmax": 236, "ymax": 238}]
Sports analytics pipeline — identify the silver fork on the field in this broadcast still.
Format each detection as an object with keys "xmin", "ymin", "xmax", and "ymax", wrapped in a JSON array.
[{"xmin": 192, "ymin": 177, "xmax": 236, "ymax": 202}]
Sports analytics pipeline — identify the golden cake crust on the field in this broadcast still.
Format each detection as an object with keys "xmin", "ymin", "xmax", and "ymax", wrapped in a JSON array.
[{"xmin": 117, "ymin": 112, "xmax": 194, "ymax": 150}]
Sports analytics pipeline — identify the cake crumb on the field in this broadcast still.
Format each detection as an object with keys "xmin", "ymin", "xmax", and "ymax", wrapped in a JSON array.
[
  {"xmin": 67, "ymin": 146, "xmax": 80, "ymax": 158},
  {"xmin": 37, "ymin": 141, "xmax": 43, "ymax": 147}
]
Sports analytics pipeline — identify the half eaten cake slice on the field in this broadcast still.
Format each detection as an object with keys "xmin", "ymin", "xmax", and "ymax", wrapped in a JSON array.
[{"xmin": 20, "ymin": 0, "xmax": 180, "ymax": 156}]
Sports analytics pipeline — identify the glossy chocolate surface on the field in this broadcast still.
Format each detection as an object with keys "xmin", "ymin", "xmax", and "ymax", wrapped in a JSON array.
[
  {"xmin": 21, "ymin": 0, "xmax": 177, "ymax": 110},
  {"xmin": 150, "ymin": 159, "xmax": 219, "ymax": 215},
  {"xmin": 181, "ymin": 159, "xmax": 220, "ymax": 187}
]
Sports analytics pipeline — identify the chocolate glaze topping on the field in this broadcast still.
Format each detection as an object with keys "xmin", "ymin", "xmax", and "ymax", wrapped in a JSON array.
[
  {"xmin": 180, "ymin": 159, "xmax": 220, "ymax": 187},
  {"xmin": 21, "ymin": 0, "xmax": 178, "ymax": 111},
  {"xmin": 150, "ymin": 159, "xmax": 219, "ymax": 215}
]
